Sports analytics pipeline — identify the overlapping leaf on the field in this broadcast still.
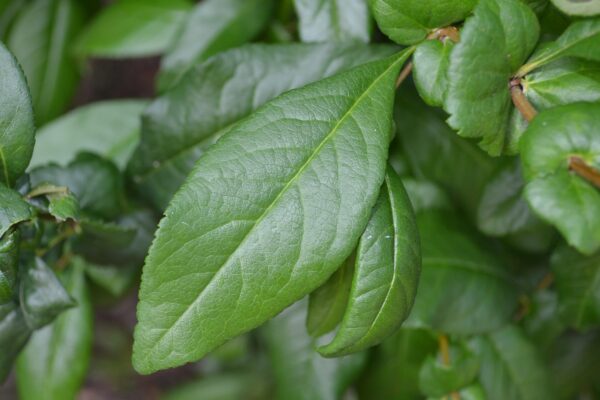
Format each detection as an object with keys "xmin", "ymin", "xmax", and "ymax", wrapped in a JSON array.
[{"xmin": 294, "ymin": 0, "xmax": 371, "ymax": 43}]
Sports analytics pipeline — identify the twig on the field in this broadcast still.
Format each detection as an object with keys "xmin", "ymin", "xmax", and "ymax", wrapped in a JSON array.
[
  {"xmin": 569, "ymin": 156, "xmax": 600, "ymax": 189},
  {"xmin": 438, "ymin": 334, "xmax": 460, "ymax": 400},
  {"xmin": 395, "ymin": 61, "xmax": 413, "ymax": 88},
  {"xmin": 510, "ymin": 79, "xmax": 537, "ymax": 122}
]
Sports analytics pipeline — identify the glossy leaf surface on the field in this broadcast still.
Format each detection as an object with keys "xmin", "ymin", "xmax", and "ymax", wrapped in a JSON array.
[
  {"xmin": 413, "ymin": 38, "xmax": 454, "ymax": 107},
  {"xmin": 0, "ymin": 301, "xmax": 30, "ymax": 382},
  {"xmin": 0, "ymin": 230, "xmax": 19, "ymax": 303},
  {"xmin": 294, "ymin": 0, "xmax": 371, "ymax": 43},
  {"xmin": 550, "ymin": 0, "xmax": 600, "ymax": 16},
  {"xmin": 0, "ymin": 184, "xmax": 32, "ymax": 238}
]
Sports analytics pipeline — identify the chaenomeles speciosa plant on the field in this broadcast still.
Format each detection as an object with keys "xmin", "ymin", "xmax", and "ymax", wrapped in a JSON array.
[{"xmin": 1, "ymin": 0, "xmax": 600, "ymax": 398}]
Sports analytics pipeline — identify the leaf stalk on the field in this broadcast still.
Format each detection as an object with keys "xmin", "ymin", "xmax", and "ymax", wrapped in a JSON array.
[
  {"xmin": 569, "ymin": 156, "xmax": 600, "ymax": 189},
  {"xmin": 510, "ymin": 79, "xmax": 537, "ymax": 122}
]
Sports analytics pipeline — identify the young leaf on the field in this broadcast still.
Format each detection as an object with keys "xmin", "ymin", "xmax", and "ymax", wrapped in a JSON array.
[
  {"xmin": 318, "ymin": 167, "xmax": 420, "ymax": 356},
  {"xmin": 132, "ymin": 51, "xmax": 410, "ymax": 373},
  {"xmin": 8, "ymin": 0, "xmax": 85, "ymax": 124},
  {"xmin": 157, "ymin": 0, "xmax": 275, "ymax": 91},
  {"xmin": 445, "ymin": 0, "xmax": 539, "ymax": 155},
  {"xmin": 0, "ymin": 42, "xmax": 35, "ymax": 186},
  {"xmin": 405, "ymin": 210, "xmax": 519, "ymax": 334},
  {"xmin": 0, "ymin": 230, "xmax": 19, "ymax": 303},
  {"xmin": 0, "ymin": 184, "xmax": 32, "ymax": 238},
  {"xmin": 263, "ymin": 300, "xmax": 366, "ymax": 400},
  {"xmin": 519, "ymin": 17, "xmax": 600, "ymax": 75},
  {"xmin": 16, "ymin": 259, "xmax": 93, "ymax": 400},
  {"xmin": 293, "ymin": 0, "xmax": 371, "ymax": 43},
  {"xmin": 470, "ymin": 325, "xmax": 556, "ymax": 400},
  {"xmin": 418, "ymin": 344, "xmax": 479, "ymax": 397},
  {"xmin": 75, "ymin": 0, "xmax": 192, "ymax": 58},
  {"xmin": 520, "ymin": 102, "xmax": 600, "ymax": 255},
  {"xmin": 413, "ymin": 38, "xmax": 454, "ymax": 107},
  {"xmin": 30, "ymin": 100, "xmax": 148, "ymax": 170},
  {"xmin": 551, "ymin": 244, "xmax": 600, "ymax": 330},
  {"xmin": 0, "ymin": 301, "xmax": 31, "ymax": 382},
  {"xmin": 368, "ymin": 0, "xmax": 476, "ymax": 45},
  {"xmin": 128, "ymin": 43, "xmax": 398, "ymax": 209},
  {"xmin": 19, "ymin": 258, "xmax": 75, "ymax": 330},
  {"xmin": 550, "ymin": 0, "xmax": 600, "ymax": 16}
]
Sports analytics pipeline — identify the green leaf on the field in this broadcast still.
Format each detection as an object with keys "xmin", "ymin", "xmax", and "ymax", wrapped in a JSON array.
[
  {"xmin": 75, "ymin": 219, "xmax": 136, "ymax": 266},
  {"xmin": 75, "ymin": 0, "xmax": 192, "ymax": 58},
  {"xmin": 519, "ymin": 17, "xmax": 600, "ymax": 75},
  {"xmin": 157, "ymin": 0, "xmax": 275, "ymax": 91},
  {"xmin": 132, "ymin": 51, "xmax": 409, "ymax": 373},
  {"xmin": 357, "ymin": 328, "xmax": 437, "ymax": 399},
  {"xmin": 84, "ymin": 263, "xmax": 138, "ymax": 297},
  {"xmin": 521, "ymin": 289, "xmax": 564, "ymax": 352},
  {"xmin": 0, "ymin": 230, "xmax": 19, "ymax": 303},
  {"xmin": 19, "ymin": 258, "xmax": 75, "ymax": 330},
  {"xmin": 0, "ymin": 183, "xmax": 32, "ymax": 238},
  {"xmin": 263, "ymin": 300, "xmax": 365, "ymax": 400},
  {"xmin": 29, "ymin": 153, "xmax": 124, "ymax": 220},
  {"xmin": 294, "ymin": 0, "xmax": 371, "ymax": 43},
  {"xmin": 318, "ymin": 167, "xmax": 420, "ymax": 356},
  {"xmin": 8, "ymin": 0, "xmax": 85, "ymax": 124},
  {"xmin": 413, "ymin": 38, "xmax": 454, "ymax": 106},
  {"xmin": 0, "ymin": 301, "xmax": 31, "ymax": 382},
  {"xmin": 550, "ymin": 0, "xmax": 600, "ymax": 16},
  {"xmin": 405, "ymin": 210, "xmax": 519, "ymax": 334},
  {"xmin": 368, "ymin": 0, "xmax": 477, "ymax": 45},
  {"xmin": 128, "ymin": 43, "xmax": 398, "ymax": 210},
  {"xmin": 306, "ymin": 254, "xmax": 354, "ymax": 337},
  {"xmin": 520, "ymin": 102, "xmax": 600, "ymax": 255},
  {"xmin": 445, "ymin": 0, "xmax": 539, "ymax": 155},
  {"xmin": 0, "ymin": 0, "xmax": 27, "ymax": 40},
  {"xmin": 551, "ymin": 244, "xmax": 600, "ymax": 330},
  {"xmin": 16, "ymin": 259, "xmax": 93, "ymax": 400},
  {"xmin": 402, "ymin": 178, "xmax": 453, "ymax": 213},
  {"xmin": 30, "ymin": 100, "xmax": 148, "ymax": 170},
  {"xmin": 162, "ymin": 373, "xmax": 269, "ymax": 400},
  {"xmin": 0, "ymin": 42, "xmax": 35, "ymax": 186},
  {"xmin": 419, "ymin": 344, "xmax": 479, "ymax": 397},
  {"xmin": 27, "ymin": 184, "xmax": 81, "ymax": 222},
  {"xmin": 470, "ymin": 325, "xmax": 556, "ymax": 400}
]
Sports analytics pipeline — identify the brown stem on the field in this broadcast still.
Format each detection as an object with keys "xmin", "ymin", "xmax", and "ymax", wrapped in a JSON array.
[
  {"xmin": 438, "ymin": 335, "xmax": 461, "ymax": 400},
  {"xmin": 569, "ymin": 156, "xmax": 600, "ymax": 189},
  {"xmin": 428, "ymin": 26, "xmax": 460, "ymax": 42},
  {"xmin": 510, "ymin": 79, "xmax": 537, "ymax": 122},
  {"xmin": 537, "ymin": 272, "xmax": 554, "ymax": 291},
  {"xmin": 395, "ymin": 61, "xmax": 413, "ymax": 88}
]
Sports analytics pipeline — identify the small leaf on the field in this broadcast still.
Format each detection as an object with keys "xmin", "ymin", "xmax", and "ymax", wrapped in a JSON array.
[
  {"xmin": 8, "ymin": 0, "xmax": 85, "ymax": 123},
  {"xmin": 129, "ymin": 43, "xmax": 398, "ymax": 210},
  {"xmin": 132, "ymin": 51, "xmax": 410, "ymax": 373},
  {"xmin": 294, "ymin": 0, "xmax": 371, "ymax": 43},
  {"xmin": 30, "ymin": 100, "xmax": 148, "ymax": 170},
  {"xmin": 470, "ymin": 325, "xmax": 556, "ymax": 400},
  {"xmin": 413, "ymin": 38, "xmax": 454, "ymax": 106},
  {"xmin": 0, "ymin": 183, "xmax": 32, "ymax": 238},
  {"xmin": 0, "ymin": 230, "xmax": 19, "ymax": 303},
  {"xmin": 550, "ymin": 0, "xmax": 600, "ymax": 16},
  {"xmin": 19, "ymin": 258, "xmax": 75, "ymax": 330},
  {"xmin": 445, "ymin": 0, "xmax": 539, "ymax": 155},
  {"xmin": 0, "ymin": 301, "xmax": 31, "ymax": 382},
  {"xmin": 419, "ymin": 344, "xmax": 479, "ymax": 397},
  {"xmin": 0, "ymin": 41, "xmax": 35, "ymax": 186},
  {"xmin": 75, "ymin": 219, "xmax": 136, "ymax": 266},
  {"xmin": 369, "ymin": 0, "xmax": 477, "ymax": 45},
  {"xmin": 75, "ymin": 0, "xmax": 192, "ymax": 58},
  {"xmin": 405, "ymin": 210, "xmax": 519, "ymax": 334},
  {"xmin": 551, "ymin": 244, "xmax": 600, "ymax": 330},
  {"xmin": 318, "ymin": 167, "xmax": 420, "ymax": 356},
  {"xmin": 16, "ymin": 259, "xmax": 93, "ymax": 400},
  {"xmin": 263, "ymin": 300, "xmax": 365, "ymax": 400},
  {"xmin": 519, "ymin": 17, "xmax": 600, "ymax": 75},
  {"xmin": 157, "ymin": 0, "xmax": 275, "ymax": 91},
  {"xmin": 520, "ymin": 102, "xmax": 600, "ymax": 255}
]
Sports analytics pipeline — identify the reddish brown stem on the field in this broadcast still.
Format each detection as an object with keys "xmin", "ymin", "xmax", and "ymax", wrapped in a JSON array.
[
  {"xmin": 395, "ymin": 61, "xmax": 413, "ymax": 88},
  {"xmin": 569, "ymin": 156, "xmax": 600, "ymax": 189},
  {"xmin": 510, "ymin": 79, "xmax": 537, "ymax": 122}
]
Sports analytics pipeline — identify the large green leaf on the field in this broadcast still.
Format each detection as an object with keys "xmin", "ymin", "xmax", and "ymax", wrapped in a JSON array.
[
  {"xmin": 520, "ymin": 102, "xmax": 600, "ymax": 255},
  {"xmin": 0, "ymin": 42, "xmax": 35, "ymax": 186},
  {"xmin": 0, "ymin": 301, "xmax": 30, "ymax": 382},
  {"xmin": 405, "ymin": 210, "xmax": 519, "ymax": 334},
  {"xmin": 0, "ymin": 230, "xmax": 19, "ymax": 303},
  {"xmin": 157, "ymin": 0, "xmax": 274, "ymax": 91},
  {"xmin": 128, "ymin": 43, "xmax": 398, "ymax": 210},
  {"xmin": 550, "ymin": 0, "xmax": 600, "ymax": 16},
  {"xmin": 0, "ymin": 183, "xmax": 32, "ymax": 238},
  {"xmin": 470, "ymin": 325, "xmax": 556, "ymax": 400},
  {"xmin": 294, "ymin": 0, "xmax": 371, "ymax": 43},
  {"xmin": 132, "ymin": 51, "xmax": 409, "ymax": 373},
  {"xmin": 19, "ymin": 258, "xmax": 75, "ymax": 330},
  {"xmin": 30, "ymin": 100, "xmax": 148, "ymax": 170},
  {"xmin": 8, "ymin": 0, "xmax": 85, "ymax": 124},
  {"xmin": 519, "ymin": 17, "xmax": 600, "ymax": 75},
  {"xmin": 318, "ymin": 167, "xmax": 420, "ymax": 356},
  {"xmin": 551, "ymin": 244, "xmax": 600, "ymax": 330},
  {"xmin": 263, "ymin": 300, "xmax": 365, "ymax": 400},
  {"xmin": 368, "ymin": 0, "xmax": 477, "ymax": 45},
  {"xmin": 445, "ymin": 0, "xmax": 539, "ymax": 155},
  {"xmin": 75, "ymin": 0, "xmax": 192, "ymax": 58},
  {"xmin": 413, "ymin": 38, "xmax": 454, "ymax": 107},
  {"xmin": 16, "ymin": 259, "xmax": 93, "ymax": 400}
]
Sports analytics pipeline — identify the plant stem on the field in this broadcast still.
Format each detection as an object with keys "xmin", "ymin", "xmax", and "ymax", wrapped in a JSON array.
[
  {"xmin": 395, "ymin": 61, "xmax": 413, "ymax": 88},
  {"xmin": 510, "ymin": 79, "xmax": 537, "ymax": 122},
  {"xmin": 438, "ymin": 335, "xmax": 461, "ymax": 400},
  {"xmin": 569, "ymin": 156, "xmax": 600, "ymax": 189}
]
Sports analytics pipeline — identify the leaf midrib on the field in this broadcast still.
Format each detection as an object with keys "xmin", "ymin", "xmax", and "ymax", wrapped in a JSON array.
[{"xmin": 140, "ymin": 53, "xmax": 406, "ymax": 363}]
